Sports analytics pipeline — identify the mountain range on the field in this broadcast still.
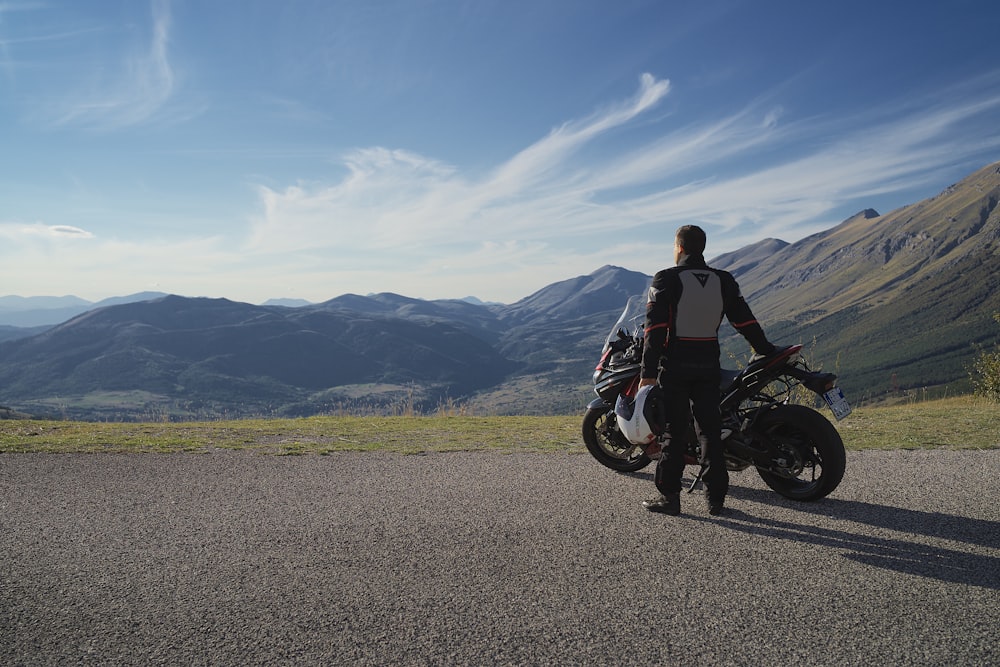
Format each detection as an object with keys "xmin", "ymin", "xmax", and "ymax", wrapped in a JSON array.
[
  {"xmin": 0, "ymin": 292, "xmax": 171, "ymax": 330},
  {"xmin": 1, "ymin": 160, "xmax": 998, "ymax": 419}
]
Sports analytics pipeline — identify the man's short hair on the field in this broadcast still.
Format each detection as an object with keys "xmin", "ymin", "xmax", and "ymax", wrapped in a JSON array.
[{"xmin": 675, "ymin": 225, "xmax": 707, "ymax": 256}]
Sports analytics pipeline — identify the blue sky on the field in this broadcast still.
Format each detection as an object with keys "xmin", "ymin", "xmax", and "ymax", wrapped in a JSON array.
[{"xmin": 2, "ymin": 0, "xmax": 999, "ymax": 304}]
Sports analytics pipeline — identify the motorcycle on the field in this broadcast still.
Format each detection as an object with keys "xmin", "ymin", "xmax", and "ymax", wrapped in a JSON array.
[{"xmin": 582, "ymin": 295, "xmax": 851, "ymax": 501}]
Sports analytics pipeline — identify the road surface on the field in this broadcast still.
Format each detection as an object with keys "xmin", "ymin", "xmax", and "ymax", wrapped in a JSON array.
[{"xmin": 2, "ymin": 449, "xmax": 997, "ymax": 665}]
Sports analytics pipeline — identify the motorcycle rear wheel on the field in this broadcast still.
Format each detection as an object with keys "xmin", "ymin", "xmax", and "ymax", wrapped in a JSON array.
[
  {"xmin": 582, "ymin": 406, "xmax": 652, "ymax": 472},
  {"xmin": 753, "ymin": 404, "xmax": 846, "ymax": 501}
]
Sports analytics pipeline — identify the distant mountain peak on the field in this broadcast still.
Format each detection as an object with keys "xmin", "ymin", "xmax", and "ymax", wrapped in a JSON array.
[
  {"xmin": 591, "ymin": 264, "xmax": 628, "ymax": 274},
  {"xmin": 262, "ymin": 298, "xmax": 313, "ymax": 308}
]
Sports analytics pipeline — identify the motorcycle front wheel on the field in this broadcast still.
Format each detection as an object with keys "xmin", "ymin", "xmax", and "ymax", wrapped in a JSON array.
[
  {"xmin": 753, "ymin": 404, "xmax": 846, "ymax": 501},
  {"xmin": 582, "ymin": 406, "xmax": 652, "ymax": 472}
]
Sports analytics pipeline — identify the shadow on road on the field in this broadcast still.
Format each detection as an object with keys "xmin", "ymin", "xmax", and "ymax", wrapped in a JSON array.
[
  {"xmin": 719, "ymin": 487, "xmax": 999, "ymax": 590},
  {"xmin": 625, "ymin": 470, "xmax": 999, "ymax": 590}
]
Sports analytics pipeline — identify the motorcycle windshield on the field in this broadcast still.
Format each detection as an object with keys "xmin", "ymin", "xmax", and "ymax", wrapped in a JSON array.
[{"xmin": 604, "ymin": 294, "xmax": 647, "ymax": 351}]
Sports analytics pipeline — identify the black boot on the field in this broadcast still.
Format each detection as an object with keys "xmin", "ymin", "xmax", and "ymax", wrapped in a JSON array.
[{"xmin": 643, "ymin": 493, "xmax": 680, "ymax": 515}]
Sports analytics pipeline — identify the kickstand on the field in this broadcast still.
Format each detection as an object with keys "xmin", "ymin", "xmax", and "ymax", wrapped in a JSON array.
[{"xmin": 687, "ymin": 463, "xmax": 708, "ymax": 493}]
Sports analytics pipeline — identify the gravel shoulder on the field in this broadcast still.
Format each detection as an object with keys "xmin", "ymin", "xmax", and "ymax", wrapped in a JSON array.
[{"xmin": 2, "ymin": 449, "xmax": 998, "ymax": 666}]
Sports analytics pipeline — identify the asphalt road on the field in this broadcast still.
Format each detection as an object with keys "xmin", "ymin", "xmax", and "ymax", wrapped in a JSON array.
[{"xmin": 1, "ymin": 449, "xmax": 998, "ymax": 666}]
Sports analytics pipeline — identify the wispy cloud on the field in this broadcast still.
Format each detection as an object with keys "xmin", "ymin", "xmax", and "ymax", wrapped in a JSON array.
[
  {"xmin": 0, "ymin": 1, "xmax": 43, "ymax": 80},
  {"xmin": 0, "ymin": 222, "xmax": 94, "ymax": 240},
  {"xmin": 56, "ymin": 0, "xmax": 178, "ymax": 129},
  {"xmin": 247, "ymin": 70, "xmax": 1000, "ymax": 280},
  {"xmin": 4, "ymin": 70, "xmax": 999, "ymax": 303},
  {"xmin": 625, "ymin": 88, "xmax": 1000, "ymax": 239},
  {"xmin": 0, "ymin": 1, "xmax": 45, "ymax": 19},
  {"xmin": 485, "ymin": 73, "xmax": 672, "ymax": 195},
  {"xmin": 247, "ymin": 74, "xmax": 675, "ymax": 255}
]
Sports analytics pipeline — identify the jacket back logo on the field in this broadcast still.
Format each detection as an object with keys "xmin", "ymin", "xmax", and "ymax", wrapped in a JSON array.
[{"xmin": 693, "ymin": 272, "xmax": 711, "ymax": 287}]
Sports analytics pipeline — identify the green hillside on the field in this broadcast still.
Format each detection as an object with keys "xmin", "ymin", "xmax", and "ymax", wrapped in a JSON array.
[{"xmin": 724, "ymin": 161, "xmax": 1000, "ymax": 400}]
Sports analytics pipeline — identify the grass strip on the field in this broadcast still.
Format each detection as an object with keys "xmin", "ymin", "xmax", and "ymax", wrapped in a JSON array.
[
  {"xmin": 0, "ymin": 416, "xmax": 583, "ymax": 455},
  {"xmin": 0, "ymin": 396, "xmax": 995, "ymax": 454},
  {"xmin": 833, "ymin": 396, "xmax": 999, "ymax": 450}
]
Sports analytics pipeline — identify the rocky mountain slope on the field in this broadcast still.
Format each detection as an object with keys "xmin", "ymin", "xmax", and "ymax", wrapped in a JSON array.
[{"xmin": 722, "ymin": 161, "xmax": 1000, "ymax": 397}]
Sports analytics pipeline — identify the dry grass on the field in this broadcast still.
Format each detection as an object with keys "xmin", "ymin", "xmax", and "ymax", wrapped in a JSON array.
[
  {"xmin": 834, "ymin": 395, "xmax": 999, "ymax": 450},
  {"xmin": 0, "ymin": 415, "xmax": 583, "ymax": 455},
  {"xmin": 0, "ymin": 396, "xmax": 995, "ymax": 454}
]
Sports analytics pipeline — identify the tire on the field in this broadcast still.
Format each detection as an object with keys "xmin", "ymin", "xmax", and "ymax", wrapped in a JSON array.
[
  {"xmin": 753, "ymin": 404, "xmax": 846, "ymax": 501},
  {"xmin": 582, "ymin": 406, "xmax": 652, "ymax": 472}
]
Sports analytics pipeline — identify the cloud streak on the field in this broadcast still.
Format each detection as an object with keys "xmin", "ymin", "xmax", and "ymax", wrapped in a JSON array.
[
  {"xmin": 55, "ymin": 0, "xmax": 177, "ymax": 129},
  {"xmin": 0, "ymin": 222, "xmax": 95, "ymax": 240},
  {"xmin": 247, "ymin": 71, "xmax": 1000, "ymax": 281}
]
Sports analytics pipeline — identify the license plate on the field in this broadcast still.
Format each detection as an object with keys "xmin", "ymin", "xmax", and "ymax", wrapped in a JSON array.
[{"xmin": 823, "ymin": 387, "xmax": 852, "ymax": 421}]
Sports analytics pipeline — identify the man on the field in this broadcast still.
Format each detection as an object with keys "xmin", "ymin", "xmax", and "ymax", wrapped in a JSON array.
[{"xmin": 639, "ymin": 225, "xmax": 775, "ymax": 516}]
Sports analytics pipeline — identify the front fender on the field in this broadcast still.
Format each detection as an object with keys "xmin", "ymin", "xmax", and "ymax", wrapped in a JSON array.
[{"xmin": 588, "ymin": 397, "xmax": 612, "ymax": 410}]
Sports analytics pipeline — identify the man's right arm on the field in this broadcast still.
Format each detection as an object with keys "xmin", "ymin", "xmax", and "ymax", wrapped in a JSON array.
[{"xmin": 640, "ymin": 271, "xmax": 672, "ymax": 383}]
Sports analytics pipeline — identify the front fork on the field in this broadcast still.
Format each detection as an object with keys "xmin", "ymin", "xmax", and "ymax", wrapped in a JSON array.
[{"xmin": 588, "ymin": 397, "xmax": 647, "ymax": 460}]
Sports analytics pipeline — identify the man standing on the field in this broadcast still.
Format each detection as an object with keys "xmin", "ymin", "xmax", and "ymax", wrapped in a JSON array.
[{"xmin": 639, "ymin": 225, "xmax": 775, "ymax": 516}]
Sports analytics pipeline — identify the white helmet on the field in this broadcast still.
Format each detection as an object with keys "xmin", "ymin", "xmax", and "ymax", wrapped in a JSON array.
[{"xmin": 615, "ymin": 384, "xmax": 666, "ymax": 445}]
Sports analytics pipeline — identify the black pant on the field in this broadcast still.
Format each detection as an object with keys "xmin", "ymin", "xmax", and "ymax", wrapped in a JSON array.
[{"xmin": 654, "ymin": 364, "xmax": 728, "ymax": 501}]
